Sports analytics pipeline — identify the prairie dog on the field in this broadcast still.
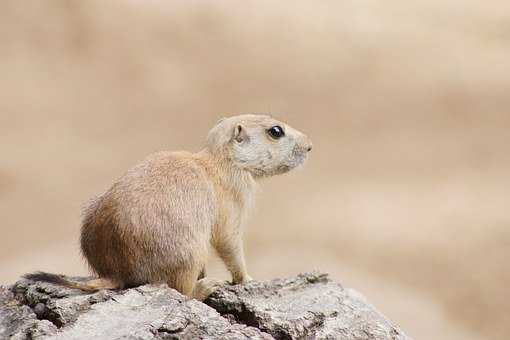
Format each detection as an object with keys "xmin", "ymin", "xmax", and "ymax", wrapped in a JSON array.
[{"xmin": 25, "ymin": 114, "xmax": 312, "ymax": 300}]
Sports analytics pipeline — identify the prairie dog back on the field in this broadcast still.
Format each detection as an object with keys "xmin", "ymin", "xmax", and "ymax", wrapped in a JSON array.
[{"xmin": 81, "ymin": 151, "xmax": 216, "ymax": 290}]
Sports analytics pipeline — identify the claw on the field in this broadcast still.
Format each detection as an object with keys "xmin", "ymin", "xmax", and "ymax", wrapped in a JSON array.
[{"xmin": 232, "ymin": 274, "xmax": 253, "ymax": 285}]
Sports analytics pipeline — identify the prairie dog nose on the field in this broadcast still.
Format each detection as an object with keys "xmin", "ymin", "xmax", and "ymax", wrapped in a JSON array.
[{"xmin": 300, "ymin": 135, "xmax": 313, "ymax": 152}]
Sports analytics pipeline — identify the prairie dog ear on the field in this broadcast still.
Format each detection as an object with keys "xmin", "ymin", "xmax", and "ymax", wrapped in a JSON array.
[
  {"xmin": 215, "ymin": 117, "xmax": 226, "ymax": 125},
  {"xmin": 233, "ymin": 124, "xmax": 247, "ymax": 143}
]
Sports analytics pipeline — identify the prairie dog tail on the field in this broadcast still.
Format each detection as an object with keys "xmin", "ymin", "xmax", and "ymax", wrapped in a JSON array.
[{"xmin": 23, "ymin": 271, "xmax": 119, "ymax": 292}]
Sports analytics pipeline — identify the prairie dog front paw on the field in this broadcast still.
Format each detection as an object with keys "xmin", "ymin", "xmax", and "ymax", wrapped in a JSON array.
[{"xmin": 232, "ymin": 274, "xmax": 253, "ymax": 285}]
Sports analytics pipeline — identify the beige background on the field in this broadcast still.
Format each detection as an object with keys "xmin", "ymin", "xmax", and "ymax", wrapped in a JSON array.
[{"xmin": 1, "ymin": 1, "xmax": 509, "ymax": 339}]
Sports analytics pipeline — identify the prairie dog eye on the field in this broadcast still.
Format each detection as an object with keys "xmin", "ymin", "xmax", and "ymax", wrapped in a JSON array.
[{"xmin": 267, "ymin": 125, "xmax": 285, "ymax": 139}]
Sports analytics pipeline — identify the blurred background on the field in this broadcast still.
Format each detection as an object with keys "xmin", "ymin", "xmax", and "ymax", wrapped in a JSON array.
[{"xmin": 1, "ymin": 1, "xmax": 509, "ymax": 339}]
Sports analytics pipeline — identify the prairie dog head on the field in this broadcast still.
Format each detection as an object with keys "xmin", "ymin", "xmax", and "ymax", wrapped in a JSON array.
[{"xmin": 207, "ymin": 114, "xmax": 312, "ymax": 178}]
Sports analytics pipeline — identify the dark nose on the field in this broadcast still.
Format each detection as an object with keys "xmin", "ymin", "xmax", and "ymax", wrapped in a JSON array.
[{"xmin": 303, "ymin": 137, "xmax": 313, "ymax": 152}]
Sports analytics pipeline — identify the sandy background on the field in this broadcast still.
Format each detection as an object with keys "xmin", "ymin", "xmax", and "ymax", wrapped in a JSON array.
[{"xmin": 1, "ymin": 1, "xmax": 509, "ymax": 339}]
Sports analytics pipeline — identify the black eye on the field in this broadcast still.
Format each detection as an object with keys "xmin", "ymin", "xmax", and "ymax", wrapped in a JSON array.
[{"xmin": 267, "ymin": 125, "xmax": 285, "ymax": 139}]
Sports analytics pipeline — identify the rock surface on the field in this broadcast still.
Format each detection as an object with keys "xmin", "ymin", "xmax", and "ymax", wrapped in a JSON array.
[{"xmin": 0, "ymin": 272, "xmax": 410, "ymax": 340}]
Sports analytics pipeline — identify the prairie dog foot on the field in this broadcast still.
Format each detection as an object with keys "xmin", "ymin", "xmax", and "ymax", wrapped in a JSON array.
[
  {"xmin": 232, "ymin": 274, "xmax": 253, "ymax": 285},
  {"xmin": 192, "ymin": 278, "xmax": 226, "ymax": 301}
]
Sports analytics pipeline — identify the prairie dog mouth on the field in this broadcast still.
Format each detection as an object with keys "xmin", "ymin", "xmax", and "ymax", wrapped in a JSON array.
[
  {"xmin": 282, "ymin": 151, "xmax": 308, "ymax": 171},
  {"xmin": 293, "ymin": 149, "xmax": 309, "ymax": 164}
]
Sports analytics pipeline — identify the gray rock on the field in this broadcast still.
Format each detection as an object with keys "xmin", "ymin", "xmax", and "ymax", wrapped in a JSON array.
[
  {"xmin": 206, "ymin": 272, "xmax": 410, "ymax": 340},
  {"xmin": 0, "ymin": 273, "xmax": 410, "ymax": 340}
]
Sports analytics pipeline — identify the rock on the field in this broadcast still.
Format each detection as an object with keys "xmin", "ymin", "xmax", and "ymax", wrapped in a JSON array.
[
  {"xmin": 0, "ymin": 273, "xmax": 410, "ymax": 340},
  {"xmin": 206, "ymin": 272, "xmax": 409, "ymax": 340}
]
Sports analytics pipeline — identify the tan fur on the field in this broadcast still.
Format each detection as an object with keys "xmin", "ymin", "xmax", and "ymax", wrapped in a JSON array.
[
  {"xmin": 30, "ymin": 114, "xmax": 312, "ymax": 300},
  {"xmin": 67, "ymin": 278, "xmax": 119, "ymax": 292}
]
